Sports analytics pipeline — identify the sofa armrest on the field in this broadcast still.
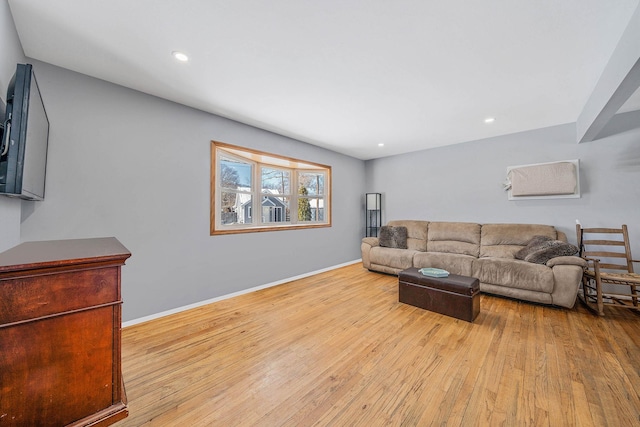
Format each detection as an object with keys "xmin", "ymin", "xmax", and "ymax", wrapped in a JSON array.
[
  {"xmin": 362, "ymin": 237, "xmax": 379, "ymax": 247},
  {"xmin": 546, "ymin": 256, "xmax": 588, "ymax": 268},
  {"xmin": 547, "ymin": 256, "xmax": 587, "ymax": 308},
  {"xmin": 361, "ymin": 237, "xmax": 379, "ymax": 269}
]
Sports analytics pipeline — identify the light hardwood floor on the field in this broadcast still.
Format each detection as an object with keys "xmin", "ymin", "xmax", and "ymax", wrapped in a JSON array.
[{"xmin": 114, "ymin": 264, "xmax": 640, "ymax": 426}]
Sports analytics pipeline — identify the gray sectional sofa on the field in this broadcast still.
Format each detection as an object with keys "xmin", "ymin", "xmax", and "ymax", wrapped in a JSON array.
[{"xmin": 361, "ymin": 220, "xmax": 588, "ymax": 308}]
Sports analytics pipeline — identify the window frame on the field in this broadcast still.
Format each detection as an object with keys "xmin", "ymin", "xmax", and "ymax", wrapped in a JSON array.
[{"xmin": 211, "ymin": 141, "xmax": 332, "ymax": 235}]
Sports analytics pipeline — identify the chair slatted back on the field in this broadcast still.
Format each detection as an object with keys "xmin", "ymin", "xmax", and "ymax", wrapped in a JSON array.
[{"xmin": 576, "ymin": 225, "xmax": 634, "ymax": 273}]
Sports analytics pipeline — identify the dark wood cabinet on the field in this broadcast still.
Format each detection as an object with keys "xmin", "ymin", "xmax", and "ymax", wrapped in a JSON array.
[{"xmin": 0, "ymin": 237, "xmax": 131, "ymax": 426}]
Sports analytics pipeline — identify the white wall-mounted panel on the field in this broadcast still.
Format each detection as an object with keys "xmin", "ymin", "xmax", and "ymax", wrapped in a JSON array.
[{"xmin": 506, "ymin": 160, "xmax": 580, "ymax": 200}]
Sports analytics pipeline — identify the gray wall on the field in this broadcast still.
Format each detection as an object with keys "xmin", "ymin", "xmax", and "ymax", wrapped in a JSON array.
[
  {"xmin": 16, "ymin": 62, "xmax": 366, "ymax": 321},
  {"xmin": 0, "ymin": 0, "xmax": 26, "ymax": 252},
  {"xmin": 365, "ymin": 112, "xmax": 640, "ymax": 255}
]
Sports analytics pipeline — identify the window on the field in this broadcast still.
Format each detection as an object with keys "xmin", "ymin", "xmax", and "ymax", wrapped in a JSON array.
[{"xmin": 211, "ymin": 141, "xmax": 331, "ymax": 235}]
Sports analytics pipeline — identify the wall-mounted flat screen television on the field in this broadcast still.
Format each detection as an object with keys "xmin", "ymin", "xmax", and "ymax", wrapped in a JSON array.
[{"xmin": 0, "ymin": 63, "xmax": 50, "ymax": 201}]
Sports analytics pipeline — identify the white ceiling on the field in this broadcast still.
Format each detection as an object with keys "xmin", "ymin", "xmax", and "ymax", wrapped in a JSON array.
[{"xmin": 8, "ymin": 0, "xmax": 640, "ymax": 160}]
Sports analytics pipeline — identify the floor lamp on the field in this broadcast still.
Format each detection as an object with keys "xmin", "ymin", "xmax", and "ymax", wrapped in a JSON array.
[{"xmin": 365, "ymin": 193, "xmax": 382, "ymax": 237}]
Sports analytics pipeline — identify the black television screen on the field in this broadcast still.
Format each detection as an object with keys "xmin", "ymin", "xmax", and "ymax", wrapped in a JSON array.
[{"xmin": 0, "ymin": 63, "xmax": 50, "ymax": 201}]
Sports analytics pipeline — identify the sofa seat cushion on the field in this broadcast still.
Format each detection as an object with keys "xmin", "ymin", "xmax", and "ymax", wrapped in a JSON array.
[
  {"xmin": 413, "ymin": 252, "xmax": 475, "ymax": 276},
  {"xmin": 473, "ymin": 257, "xmax": 554, "ymax": 293},
  {"xmin": 480, "ymin": 224, "xmax": 558, "ymax": 259},
  {"xmin": 369, "ymin": 246, "xmax": 417, "ymax": 270}
]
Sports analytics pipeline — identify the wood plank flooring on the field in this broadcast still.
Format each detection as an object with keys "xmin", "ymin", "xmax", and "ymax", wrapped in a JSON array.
[{"xmin": 114, "ymin": 264, "xmax": 640, "ymax": 426}]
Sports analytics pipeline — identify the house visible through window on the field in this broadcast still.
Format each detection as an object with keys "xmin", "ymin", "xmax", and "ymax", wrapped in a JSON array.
[{"xmin": 211, "ymin": 141, "xmax": 331, "ymax": 235}]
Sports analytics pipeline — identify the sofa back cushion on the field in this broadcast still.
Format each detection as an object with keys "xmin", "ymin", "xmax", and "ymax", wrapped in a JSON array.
[
  {"xmin": 387, "ymin": 220, "xmax": 429, "ymax": 252},
  {"xmin": 426, "ymin": 222, "xmax": 481, "ymax": 257},
  {"xmin": 480, "ymin": 223, "xmax": 558, "ymax": 258}
]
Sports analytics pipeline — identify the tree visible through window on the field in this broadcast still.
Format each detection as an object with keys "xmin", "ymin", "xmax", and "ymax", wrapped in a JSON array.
[
  {"xmin": 298, "ymin": 186, "xmax": 311, "ymax": 221},
  {"xmin": 211, "ymin": 141, "xmax": 331, "ymax": 235}
]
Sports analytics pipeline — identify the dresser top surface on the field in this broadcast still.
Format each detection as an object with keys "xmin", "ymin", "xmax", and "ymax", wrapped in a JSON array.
[{"xmin": 0, "ymin": 237, "xmax": 131, "ymax": 273}]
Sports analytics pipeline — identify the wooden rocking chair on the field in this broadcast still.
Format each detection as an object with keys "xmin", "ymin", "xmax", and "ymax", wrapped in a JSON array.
[{"xmin": 576, "ymin": 224, "xmax": 640, "ymax": 316}]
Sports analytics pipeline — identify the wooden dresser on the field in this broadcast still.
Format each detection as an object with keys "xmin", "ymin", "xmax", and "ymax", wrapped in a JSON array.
[{"xmin": 0, "ymin": 237, "xmax": 131, "ymax": 426}]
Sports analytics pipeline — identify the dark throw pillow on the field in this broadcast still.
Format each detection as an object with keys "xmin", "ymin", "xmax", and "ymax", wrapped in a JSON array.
[
  {"xmin": 379, "ymin": 226, "xmax": 408, "ymax": 249},
  {"xmin": 523, "ymin": 241, "xmax": 579, "ymax": 264},
  {"xmin": 514, "ymin": 235, "xmax": 553, "ymax": 260},
  {"xmin": 515, "ymin": 235, "xmax": 578, "ymax": 264}
]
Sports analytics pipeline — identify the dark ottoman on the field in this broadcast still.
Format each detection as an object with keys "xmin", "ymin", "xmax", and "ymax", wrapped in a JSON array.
[{"xmin": 398, "ymin": 267, "xmax": 480, "ymax": 322}]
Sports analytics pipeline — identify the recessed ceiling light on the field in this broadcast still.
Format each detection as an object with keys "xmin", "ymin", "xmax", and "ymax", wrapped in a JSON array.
[
  {"xmin": 484, "ymin": 117, "xmax": 495, "ymax": 123},
  {"xmin": 378, "ymin": 143, "xmax": 384, "ymax": 147},
  {"xmin": 172, "ymin": 51, "xmax": 189, "ymax": 62}
]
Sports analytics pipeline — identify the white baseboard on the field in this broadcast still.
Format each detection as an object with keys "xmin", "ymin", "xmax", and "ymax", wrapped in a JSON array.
[{"xmin": 122, "ymin": 259, "xmax": 362, "ymax": 328}]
